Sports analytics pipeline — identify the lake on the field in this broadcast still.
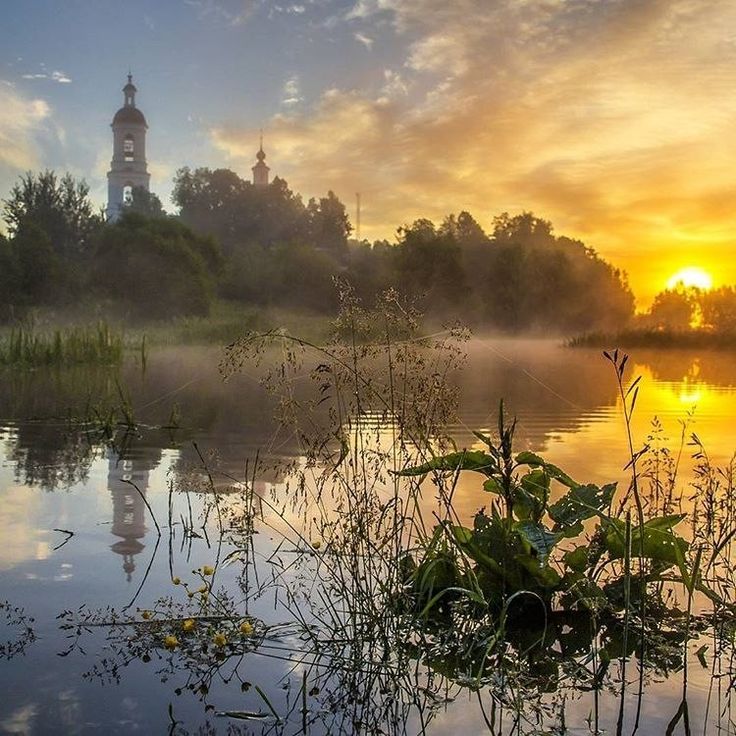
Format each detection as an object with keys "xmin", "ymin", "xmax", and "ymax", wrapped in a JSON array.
[{"xmin": 1, "ymin": 338, "xmax": 735, "ymax": 735}]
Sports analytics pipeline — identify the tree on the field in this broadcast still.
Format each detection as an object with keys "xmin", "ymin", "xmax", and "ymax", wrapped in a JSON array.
[
  {"xmin": 0, "ymin": 232, "xmax": 20, "ymax": 314},
  {"xmin": 306, "ymin": 190, "xmax": 352, "ymax": 257},
  {"xmin": 647, "ymin": 288, "xmax": 696, "ymax": 330},
  {"xmin": 91, "ymin": 213, "xmax": 222, "ymax": 319},
  {"xmin": 699, "ymin": 287, "xmax": 736, "ymax": 333},
  {"xmin": 394, "ymin": 219, "xmax": 468, "ymax": 315},
  {"xmin": 172, "ymin": 167, "xmax": 250, "ymax": 252},
  {"xmin": 2, "ymin": 170, "xmax": 102, "ymax": 259},
  {"xmin": 127, "ymin": 186, "xmax": 166, "ymax": 218},
  {"xmin": 12, "ymin": 223, "xmax": 61, "ymax": 305}
]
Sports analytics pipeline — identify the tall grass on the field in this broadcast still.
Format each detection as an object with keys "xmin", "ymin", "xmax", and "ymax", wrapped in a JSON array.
[{"xmin": 0, "ymin": 322, "xmax": 125, "ymax": 367}]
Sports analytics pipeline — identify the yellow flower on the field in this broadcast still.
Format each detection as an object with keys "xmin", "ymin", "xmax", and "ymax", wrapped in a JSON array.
[
  {"xmin": 141, "ymin": 610, "xmax": 152, "ymax": 620},
  {"xmin": 202, "ymin": 565, "xmax": 215, "ymax": 576},
  {"xmin": 182, "ymin": 619, "xmax": 196, "ymax": 633},
  {"xmin": 187, "ymin": 591, "xmax": 194, "ymax": 599},
  {"xmin": 239, "ymin": 621, "xmax": 254, "ymax": 636},
  {"xmin": 172, "ymin": 576, "xmax": 181, "ymax": 585},
  {"xmin": 311, "ymin": 540, "xmax": 321, "ymax": 550},
  {"xmin": 213, "ymin": 632, "xmax": 227, "ymax": 647},
  {"xmin": 163, "ymin": 635, "xmax": 179, "ymax": 650},
  {"xmin": 198, "ymin": 585, "xmax": 208, "ymax": 594}
]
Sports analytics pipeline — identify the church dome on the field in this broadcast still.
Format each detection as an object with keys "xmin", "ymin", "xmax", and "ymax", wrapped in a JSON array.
[{"xmin": 113, "ymin": 106, "xmax": 147, "ymax": 126}]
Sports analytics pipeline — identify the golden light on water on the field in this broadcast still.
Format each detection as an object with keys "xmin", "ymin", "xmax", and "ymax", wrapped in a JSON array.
[{"xmin": 666, "ymin": 267, "xmax": 713, "ymax": 291}]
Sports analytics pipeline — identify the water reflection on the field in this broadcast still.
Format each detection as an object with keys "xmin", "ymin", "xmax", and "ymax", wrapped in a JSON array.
[
  {"xmin": 3, "ymin": 340, "xmax": 736, "ymax": 734},
  {"xmin": 108, "ymin": 449, "xmax": 156, "ymax": 582}
]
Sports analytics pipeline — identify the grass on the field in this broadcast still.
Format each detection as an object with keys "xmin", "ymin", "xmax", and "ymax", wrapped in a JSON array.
[
  {"xmin": 0, "ymin": 322, "xmax": 125, "ymax": 367},
  {"xmin": 0, "ymin": 300, "xmax": 334, "ymax": 351},
  {"xmin": 142, "ymin": 302, "xmax": 333, "ymax": 346}
]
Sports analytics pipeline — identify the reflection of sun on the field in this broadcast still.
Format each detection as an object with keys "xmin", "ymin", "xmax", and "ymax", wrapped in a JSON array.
[
  {"xmin": 678, "ymin": 387, "xmax": 702, "ymax": 405},
  {"xmin": 667, "ymin": 267, "xmax": 713, "ymax": 290}
]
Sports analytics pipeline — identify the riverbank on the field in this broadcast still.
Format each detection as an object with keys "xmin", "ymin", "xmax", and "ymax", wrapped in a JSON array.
[{"xmin": 568, "ymin": 327, "xmax": 736, "ymax": 350}]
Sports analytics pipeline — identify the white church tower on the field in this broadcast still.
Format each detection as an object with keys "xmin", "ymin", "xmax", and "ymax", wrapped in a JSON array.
[{"xmin": 107, "ymin": 74, "xmax": 150, "ymax": 221}]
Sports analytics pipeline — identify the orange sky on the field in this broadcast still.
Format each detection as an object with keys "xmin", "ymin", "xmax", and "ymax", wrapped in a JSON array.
[{"xmin": 210, "ymin": 0, "xmax": 736, "ymax": 308}]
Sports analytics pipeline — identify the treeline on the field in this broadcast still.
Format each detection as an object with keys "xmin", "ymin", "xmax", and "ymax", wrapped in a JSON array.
[
  {"xmin": 0, "ymin": 169, "xmax": 636, "ymax": 332},
  {"xmin": 640, "ymin": 286, "xmax": 736, "ymax": 333}
]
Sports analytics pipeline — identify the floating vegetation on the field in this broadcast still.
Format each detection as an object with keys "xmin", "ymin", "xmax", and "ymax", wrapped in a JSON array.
[{"xmin": 0, "ymin": 322, "xmax": 126, "ymax": 367}]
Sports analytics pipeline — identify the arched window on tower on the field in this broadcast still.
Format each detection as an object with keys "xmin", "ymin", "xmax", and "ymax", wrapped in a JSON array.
[
  {"xmin": 124, "ymin": 135, "xmax": 135, "ymax": 162},
  {"xmin": 123, "ymin": 185, "xmax": 133, "ymax": 205}
]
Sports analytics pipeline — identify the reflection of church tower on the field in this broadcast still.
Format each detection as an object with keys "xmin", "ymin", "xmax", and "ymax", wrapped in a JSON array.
[
  {"xmin": 252, "ymin": 133, "xmax": 270, "ymax": 187},
  {"xmin": 108, "ymin": 450, "xmax": 151, "ymax": 582},
  {"xmin": 107, "ymin": 73, "xmax": 150, "ymax": 221}
]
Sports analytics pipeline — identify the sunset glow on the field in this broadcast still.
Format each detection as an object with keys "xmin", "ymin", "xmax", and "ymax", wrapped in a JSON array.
[{"xmin": 666, "ymin": 267, "xmax": 714, "ymax": 291}]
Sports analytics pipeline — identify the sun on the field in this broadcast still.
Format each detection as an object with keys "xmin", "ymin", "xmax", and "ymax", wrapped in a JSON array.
[{"xmin": 666, "ymin": 267, "xmax": 713, "ymax": 291}]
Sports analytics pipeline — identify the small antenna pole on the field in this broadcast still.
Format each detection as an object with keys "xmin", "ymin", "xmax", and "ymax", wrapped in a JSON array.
[{"xmin": 356, "ymin": 192, "xmax": 361, "ymax": 241}]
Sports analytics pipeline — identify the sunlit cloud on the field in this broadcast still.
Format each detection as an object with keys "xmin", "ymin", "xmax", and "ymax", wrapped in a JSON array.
[{"xmin": 0, "ymin": 81, "xmax": 51, "ymax": 172}]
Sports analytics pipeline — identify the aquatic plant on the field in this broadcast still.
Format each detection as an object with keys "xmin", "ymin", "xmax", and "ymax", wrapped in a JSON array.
[{"xmin": 0, "ymin": 322, "xmax": 126, "ymax": 367}]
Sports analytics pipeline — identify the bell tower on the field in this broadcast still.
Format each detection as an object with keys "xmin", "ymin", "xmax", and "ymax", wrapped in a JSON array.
[
  {"xmin": 252, "ymin": 132, "xmax": 270, "ymax": 187},
  {"xmin": 107, "ymin": 73, "xmax": 150, "ymax": 221}
]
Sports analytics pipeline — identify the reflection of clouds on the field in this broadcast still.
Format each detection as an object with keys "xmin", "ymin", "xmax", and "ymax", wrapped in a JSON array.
[
  {"xmin": 57, "ymin": 690, "xmax": 82, "ymax": 735},
  {"xmin": 0, "ymin": 485, "xmax": 50, "ymax": 572},
  {"xmin": 0, "ymin": 702, "xmax": 38, "ymax": 735}
]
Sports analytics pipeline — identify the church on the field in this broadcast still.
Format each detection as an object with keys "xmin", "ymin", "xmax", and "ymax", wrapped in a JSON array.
[{"xmin": 106, "ymin": 74, "xmax": 270, "ymax": 220}]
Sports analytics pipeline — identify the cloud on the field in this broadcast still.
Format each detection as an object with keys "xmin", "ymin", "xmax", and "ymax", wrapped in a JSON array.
[
  {"xmin": 0, "ymin": 82, "xmax": 51, "ymax": 173},
  {"xmin": 184, "ymin": 0, "xmax": 261, "ymax": 26},
  {"xmin": 21, "ymin": 69, "xmax": 72, "ymax": 83},
  {"xmin": 213, "ymin": 0, "xmax": 736, "ymax": 303},
  {"xmin": 281, "ymin": 75, "xmax": 303, "ymax": 107},
  {"xmin": 354, "ymin": 32, "xmax": 374, "ymax": 49}
]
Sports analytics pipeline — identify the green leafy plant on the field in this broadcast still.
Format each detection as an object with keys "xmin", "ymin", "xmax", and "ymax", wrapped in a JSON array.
[{"xmin": 397, "ymin": 402, "xmax": 694, "ymax": 622}]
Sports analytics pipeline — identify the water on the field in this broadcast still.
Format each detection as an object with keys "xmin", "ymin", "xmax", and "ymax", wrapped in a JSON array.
[{"xmin": 1, "ymin": 339, "xmax": 735, "ymax": 735}]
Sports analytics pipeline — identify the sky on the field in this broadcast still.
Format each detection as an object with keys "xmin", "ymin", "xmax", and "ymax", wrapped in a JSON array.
[{"xmin": 2, "ymin": 0, "xmax": 736, "ymax": 306}]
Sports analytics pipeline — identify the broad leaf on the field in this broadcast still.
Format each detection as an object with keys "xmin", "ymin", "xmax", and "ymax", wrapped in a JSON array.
[
  {"xmin": 563, "ymin": 545, "xmax": 590, "ymax": 573},
  {"xmin": 515, "ymin": 451, "xmax": 545, "ymax": 466},
  {"xmin": 513, "ymin": 470, "xmax": 549, "ymax": 522},
  {"xmin": 604, "ymin": 515, "xmax": 688, "ymax": 566},
  {"xmin": 483, "ymin": 477, "xmax": 504, "ymax": 494},
  {"xmin": 515, "ymin": 452, "xmax": 578, "ymax": 488},
  {"xmin": 549, "ymin": 483, "xmax": 616, "ymax": 531},
  {"xmin": 396, "ymin": 450, "xmax": 497, "ymax": 477},
  {"xmin": 515, "ymin": 553, "xmax": 562, "ymax": 588},
  {"xmin": 515, "ymin": 521, "xmax": 562, "ymax": 565}
]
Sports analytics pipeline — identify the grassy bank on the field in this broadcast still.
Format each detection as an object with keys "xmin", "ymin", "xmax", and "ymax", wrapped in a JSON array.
[
  {"xmin": 0, "ymin": 301, "xmax": 334, "ymax": 362},
  {"xmin": 568, "ymin": 327, "xmax": 736, "ymax": 350},
  {"xmin": 134, "ymin": 301, "xmax": 333, "ymax": 346}
]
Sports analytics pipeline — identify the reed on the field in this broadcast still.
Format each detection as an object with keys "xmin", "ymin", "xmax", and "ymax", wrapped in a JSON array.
[{"xmin": 0, "ymin": 322, "xmax": 125, "ymax": 367}]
